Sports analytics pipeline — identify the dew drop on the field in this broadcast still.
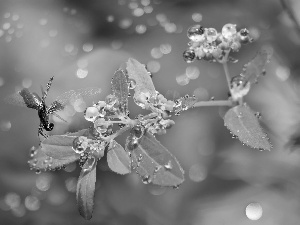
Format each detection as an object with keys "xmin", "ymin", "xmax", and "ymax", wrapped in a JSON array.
[
  {"xmin": 176, "ymin": 74, "xmax": 190, "ymax": 86},
  {"xmin": 164, "ymin": 160, "xmax": 173, "ymax": 170},
  {"xmin": 128, "ymin": 78, "xmax": 137, "ymax": 89},
  {"xmin": 186, "ymin": 66, "xmax": 200, "ymax": 79},
  {"xmin": 107, "ymin": 15, "xmax": 114, "ymax": 22},
  {"xmin": 147, "ymin": 60, "xmax": 160, "ymax": 73},
  {"xmin": 222, "ymin": 23, "xmax": 237, "ymax": 40},
  {"xmin": 205, "ymin": 28, "xmax": 218, "ymax": 43},
  {"xmin": 39, "ymin": 18, "xmax": 48, "ymax": 26},
  {"xmin": 0, "ymin": 120, "xmax": 11, "ymax": 131},
  {"xmin": 159, "ymin": 43, "xmax": 172, "ymax": 54},
  {"xmin": 76, "ymin": 68, "xmax": 88, "ymax": 79},
  {"xmin": 84, "ymin": 106, "xmax": 99, "ymax": 122},
  {"xmin": 187, "ymin": 24, "xmax": 205, "ymax": 42},
  {"xmin": 142, "ymin": 175, "xmax": 152, "ymax": 184},
  {"xmin": 192, "ymin": 13, "xmax": 202, "ymax": 22},
  {"xmin": 189, "ymin": 163, "xmax": 207, "ymax": 182},
  {"xmin": 3, "ymin": 22, "xmax": 11, "ymax": 30},
  {"xmin": 119, "ymin": 18, "xmax": 133, "ymax": 29},
  {"xmin": 183, "ymin": 49, "xmax": 196, "ymax": 63},
  {"xmin": 245, "ymin": 202, "xmax": 263, "ymax": 220},
  {"xmin": 25, "ymin": 195, "xmax": 40, "ymax": 211},
  {"xmin": 136, "ymin": 24, "xmax": 147, "ymax": 34},
  {"xmin": 82, "ymin": 43, "xmax": 93, "ymax": 52},
  {"xmin": 132, "ymin": 8, "xmax": 144, "ymax": 17},
  {"xmin": 5, "ymin": 192, "xmax": 21, "ymax": 209},
  {"xmin": 151, "ymin": 47, "xmax": 163, "ymax": 59}
]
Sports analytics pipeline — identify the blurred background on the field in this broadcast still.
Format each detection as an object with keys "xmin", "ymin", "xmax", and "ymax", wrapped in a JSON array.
[{"xmin": 1, "ymin": 0, "xmax": 300, "ymax": 224}]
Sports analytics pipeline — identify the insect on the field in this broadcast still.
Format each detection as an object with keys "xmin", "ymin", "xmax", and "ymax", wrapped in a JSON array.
[{"xmin": 5, "ymin": 76, "xmax": 102, "ymax": 138}]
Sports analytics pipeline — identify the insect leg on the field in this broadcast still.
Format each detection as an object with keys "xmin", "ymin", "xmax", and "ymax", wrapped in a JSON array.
[
  {"xmin": 42, "ymin": 76, "xmax": 54, "ymax": 101},
  {"xmin": 38, "ymin": 124, "xmax": 48, "ymax": 139}
]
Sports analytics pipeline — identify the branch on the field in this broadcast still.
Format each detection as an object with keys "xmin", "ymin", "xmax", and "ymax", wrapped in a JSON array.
[{"xmin": 193, "ymin": 100, "xmax": 233, "ymax": 108}]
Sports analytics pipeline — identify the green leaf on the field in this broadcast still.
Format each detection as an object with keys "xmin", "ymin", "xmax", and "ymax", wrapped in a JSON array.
[
  {"xmin": 224, "ymin": 104, "xmax": 272, "ymax": 151},
  {"xmin": 174, "ymin": 95, "xmax": 197, "ymax": 115},
  {"xmin": 126, "ymin": 58, "xmax": 156, "ymax": 98},
  {"xmin": 76, "ymin": 159, "xmax": 97, "ymax": 220},
  {"xmin": 126, "ymin": 131, "xmax": 184, "ymax": 187},
  {"xmin": 241, "ymin": 48, "xmax": 272, "ymax": 84},
  {"xmin": 41, "ymin": 135, "xmax": 80, "ymax": 160},
  {"xmin": 107, "ymin": 140, "xmax": 131, "ymax": 175},
  {"xmin": 111, "ymin": 69, "xmax": 129, "ymax": 115},
  {"xmin": 28, "ymin": 145, "xmax": 78, "ymax": 171}
]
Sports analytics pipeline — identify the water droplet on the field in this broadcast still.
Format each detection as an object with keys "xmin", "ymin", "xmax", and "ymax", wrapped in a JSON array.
[
  {"xmin": 35, "ymin": 169, "xmax": 41, "ymax": 174},
  {"xmin": 5, "ymin": 192, "xmax": 21, "ymax": 209},
  {"xmin": 111, "ymin": 40, "xmax": 123, "ymax": 49},
  {"xmin": 136, "ymin": 24, "xmax": 147, "ymax": 34},
  {"xmin": 12, "ymin": 14, "xmax": 19, "ymax": 21},
  {"xmin": 230, "ymin": 75, "xmax": 251, "ymax": 101},
  {"xmin": 39, "ymin": 18, "xmax": 48, "ymax": 26},
  {"xmin": 254, "ymin": 112, "xmax": 262, "ymax": 119},
  {"xmin": 132, "ymin": 8, "xmax": 144, "ymax": 17},
  {"xmin": 25, "ymin": 195, "xmax": 40, "ymax": 211},
  {"xmin": 0, "ymin": 120, "xmax": 11, "ymax": 131},
  {"xmin": 205, "ymin": 28, "xmax": 218, "ymax": 43},
  {"xmin": 144, "ymin": 6, "xmax": 153, "ymax": 14},
  {"xmin": 84, "ymin": 106, "xmax": 99, "ymax": 122},
  {"xmin": 222, "ymin": 23, "xmax": 237, "ymax": 40},
  {"xmin": 183, "ymin": 49, "xmax": 196, "ymax": 63},
  {"xmin": 142, "ymin": 175, "xmax": 152, "ymax": 184},
  {"xmin": 164, "ymin": 160, "xmax": 173, "ymax": 170},
  {"xmin": 192, "ymin": 13, "xmax": 202, "ymax": 22},
  {"xmin": 147, "ymin": 61, "xmax": 160, "ymax": 73},
  {"xmin": 3, "ymin": 22, "xmax": 11, "ymax": 30},
  {"xmin": 176, "ymin": 74, "xmax": 190, "ymax": 86},
  {"xmin": 82, "ymin": 43, "xmax": 93, "ymax": 52},
  {"xmin": 36, "ymin": 174, "xmax": 51, "ymax": 191},
  {"xmin": 65, "ymin": 177, "xmax": 77, "ymax": 192},
  {"xmin": 3, "ymin": 12, "xmax": 11, "ymax": 19},
  {"xmin": 245, "ymin": 202, "xmax": 263, "ymax": 220},
  {"xmin": 189, "ymin": 163, "xmax": 207, "ymax": 182},
  {"xmin": 76, "ymin": 68, "xmax": 88, "ymax": 79},
  {"xmin": 187, "ymin": 24, "xmax": 205, "ymax": 42},
  {"xmin": 186, "ymin": 66, "xmax": 200, "ymax": 79},
  {"xmin": 151, "ymin": 47, "xmax": 163, "ymax": 59},
  {"xmin": 107, "ymin": 15, "xmax": 114, "ymax": 22},
  {"xmin": 73, "ymin": 98, "xmax": 86, "ymax": 112},
  {"xmin": 160, "ymin": 43, "xmax": 172, "ymax": 54},
  {"xmin": 128, "ymin": 78, "xmax": 137, "ymax": 89},
  {"xmin": 119, "ymin": 18, "xmax": 133, "ymax": 29}
]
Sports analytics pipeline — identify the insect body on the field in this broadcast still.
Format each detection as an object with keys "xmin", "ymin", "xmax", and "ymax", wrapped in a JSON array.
[{"xmin": 5, "ymin": 76, "xmax": 102, "ymax": 138}]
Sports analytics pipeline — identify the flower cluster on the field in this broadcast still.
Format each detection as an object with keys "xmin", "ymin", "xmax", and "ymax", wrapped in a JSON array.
[{"xmin": 183, "ymin": 24, "xmax": 253, "ymax": 63}]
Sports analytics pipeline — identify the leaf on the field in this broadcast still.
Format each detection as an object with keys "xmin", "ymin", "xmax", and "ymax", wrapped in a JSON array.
[
  {"xmin": 174, "ymin": 95, "xmax": 197, "ymax": 115},
  {"xmin": 111, "ymin": 69, "xmax": 129, "ymax": 115},
  {"xmin": 224, "ymin": 104, "xmax": 272, "ymax": 151},
  {"xmin": 28, "ymin": 145, "xmax": 78, "ymax": 171},
  {"xmin": 76, "ymin": 159, "xmax": 97, "ymax": 220},
  {"xmin": 126, "ymin": 58, "xmax": 156, "ymax": 98},
  {"xmin": 107, "ymin": 141, "xmax": 131, "ymax": 175},
  {"xmin": 240, "ymin": 48, "xmax": 273, "ymax": 84},
  {"xmin": 41, "ymin": 135, "xmax": 80, "ymax": 160},
  {"xmin": 126, "ymin": 131, "xmax": 184, "ymax": 187}
]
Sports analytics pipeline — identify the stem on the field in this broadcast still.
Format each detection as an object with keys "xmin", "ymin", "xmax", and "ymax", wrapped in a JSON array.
[
  {"xmin": 221, "ymin": 51, "xmax": 232, "ymax": 90},
  {"xmin": 280, "ymin": 0, "xmax": 300, "ymax": 35},
  {"xmin": 193, "ymin": 100, "xmax": 233, "ymax": 108}
]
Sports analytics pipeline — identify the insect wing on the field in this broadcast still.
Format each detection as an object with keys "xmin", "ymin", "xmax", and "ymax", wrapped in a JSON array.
[
  {"xmin": 20, "ymin": 89, "xmax": 43, "ymax": 110},
  {"xmin": 5, "ymin": 89, "xmax": 42, "ymax": 110},
  {"xmin": 49, "ymin": 87, "xmax": 102, "ymax": 111}
]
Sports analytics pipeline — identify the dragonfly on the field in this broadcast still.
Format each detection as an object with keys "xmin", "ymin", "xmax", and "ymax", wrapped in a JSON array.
[{"xmin": 5, "ymin": 76, "xmax": 102, "ymax": 138}]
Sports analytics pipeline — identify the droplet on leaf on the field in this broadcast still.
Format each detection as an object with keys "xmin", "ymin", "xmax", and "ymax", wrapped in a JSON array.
[{"xmin": 245, "ymin": 202, "xmax": 263, "ymax": 220}]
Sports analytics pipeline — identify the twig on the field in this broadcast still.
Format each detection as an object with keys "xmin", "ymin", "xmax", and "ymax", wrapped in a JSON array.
[{"xmin": 193, "ymin": 100, "xmax": 233, "ymax": 108}]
